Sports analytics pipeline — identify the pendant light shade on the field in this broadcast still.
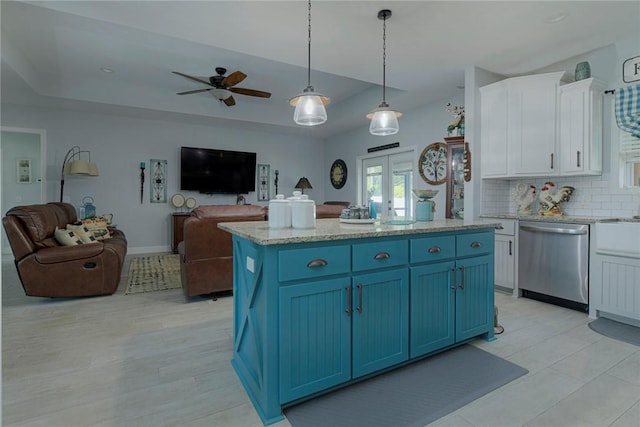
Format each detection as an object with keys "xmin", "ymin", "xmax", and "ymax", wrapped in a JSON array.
[
  {"xmin": 368, "ymin": 9, "xmax": 401, "ymax": 136},
  {"xmin": 290, "ymin": 0, "xmax": 329, "ymax": 126},
  {"xmin": 290, "ymin": 87, "xmax": 330, "ymax": 126}
]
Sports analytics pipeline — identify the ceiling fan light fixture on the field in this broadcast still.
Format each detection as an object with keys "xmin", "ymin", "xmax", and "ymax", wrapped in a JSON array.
[
  {"xmin": 291, "ymin": 0, "xmax": 329, "ymax": 126},
  {"xmin": 368, "ymin": 9, "xmax": 401, "ymax": 136},
  {"xmin": 367, "ymin": 102, "xmax": 402, "ymax": 136},
  {"xmin": 290, "ymin": 86, "xmax": 330, "ymax": 126}
]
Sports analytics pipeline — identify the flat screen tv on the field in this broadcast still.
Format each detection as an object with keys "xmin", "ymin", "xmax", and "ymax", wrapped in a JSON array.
[{"xmin": 180, "ymin": 146, "xmax": 257, "ymax": 194}]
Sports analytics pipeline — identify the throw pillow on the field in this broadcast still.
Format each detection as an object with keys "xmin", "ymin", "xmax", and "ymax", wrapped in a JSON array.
[
  {"xmin": 81, "ymin": 218, "xmax": 111, "ymax": 240},
  {"xmin": 66, "ymin": 224, "xmax": 99, "ymax": 244},
  {"xmin": 54, "ymin": 227, "xmax": 83, "ymax": 246}
]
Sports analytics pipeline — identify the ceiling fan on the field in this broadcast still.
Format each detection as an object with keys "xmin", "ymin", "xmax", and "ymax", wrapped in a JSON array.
[{"xmin": 173, "ymin": 67, "xmax": 271, "ymax": 106}]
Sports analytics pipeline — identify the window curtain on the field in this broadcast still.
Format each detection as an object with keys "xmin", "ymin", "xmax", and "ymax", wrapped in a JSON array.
[{"xmin": 615, "ymin": 84, "xmax": 640, "ymax": 139}]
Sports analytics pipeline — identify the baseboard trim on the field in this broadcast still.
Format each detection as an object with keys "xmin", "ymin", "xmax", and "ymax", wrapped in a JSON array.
[{"xmin": 127, "ymin": 245, "xmax": 171, "ymax": 255}]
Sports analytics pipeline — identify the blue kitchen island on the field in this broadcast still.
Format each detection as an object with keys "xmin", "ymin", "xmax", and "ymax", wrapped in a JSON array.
[{"xmin": 218, "ymin": 218, "xmax": 499, "ymax": 425}]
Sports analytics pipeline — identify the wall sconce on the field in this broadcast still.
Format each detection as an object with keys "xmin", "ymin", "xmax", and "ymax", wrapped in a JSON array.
[
  {"xmin": 59, "ymin": 146, "xmax": 99, "ymax": 202},
  {"xmin": 295, "ymin": 177, "xmax": 313, "ymax": 194}
]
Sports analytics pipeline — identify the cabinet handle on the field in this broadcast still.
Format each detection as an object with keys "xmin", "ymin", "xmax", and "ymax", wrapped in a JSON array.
[
  {"xmin": 509, "ymin": 240, "xmax": 513, "ymax": 256},
  {"xmin": 356, "ymin": 284, "xmax": 363, "ymax": 314},
  {"xmin": 373, "ymin": 252, "xmax": 390, "ymax": 260},
  {"xmin": 428, "ymin": 246, "xmax": 441, "ymax": 253},
  {"xmin": 346, "ymin": 285, "xmax": 352, "ymax": 316},
  {"xmin": 459, "ymin": 266, "xmax": 465, "ymax": 290},
  {"xmin": 550, "ymin": 153, "xmax": 554, "ymax": 170},
  {"xmin": 577, "ymin": 150, "xmax": 581, "ymax": 168},
  {"xmin": 495, "ymin": 225, "xmax": 504, "ymax": 230},
  {"xmin": 452, "ymin": 268, "xmax": 457, "ymax": 290},
  {"xmin": 470, "ymin": 241, "xmax": 482, "ymax": 248},
  {"xmin": 306, "ymin": 259, "xmax": 328, "ymax": 268}
]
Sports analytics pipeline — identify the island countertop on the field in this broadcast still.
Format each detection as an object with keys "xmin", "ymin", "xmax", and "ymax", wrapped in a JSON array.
[{"xmin": 218, "ymin": 218, "xmax": 501, "ymax": 245}]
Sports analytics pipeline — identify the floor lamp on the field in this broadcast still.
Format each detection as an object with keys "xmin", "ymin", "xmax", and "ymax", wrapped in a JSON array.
[{"xmin": 60, "ymin": 146, "xmax": 99, "ymax": 202}]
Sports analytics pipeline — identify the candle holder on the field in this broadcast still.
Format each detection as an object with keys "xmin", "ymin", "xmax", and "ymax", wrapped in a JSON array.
[
  {"xmin": 274, "ymin": 169, "xmax": 279, "ymax": 195},
  {"xmin": 140, "ymin": 162, "xmax": 146, "ymax": 204}
]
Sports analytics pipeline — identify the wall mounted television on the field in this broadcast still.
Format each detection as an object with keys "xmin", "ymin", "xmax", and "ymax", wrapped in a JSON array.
[{"xmin": 180, "ymin": 146, "xmax": 257, "ymax": 194}]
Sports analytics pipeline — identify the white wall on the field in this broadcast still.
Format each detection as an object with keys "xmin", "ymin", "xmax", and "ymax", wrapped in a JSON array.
[
  {"xmin": 481, "ymin": 37, "xmax": 640, "ymax": 218},
  {"xmin": 324, "ymin": 94, "xmax": 465, "ymax": 219},
  {"xmin": 1, "ymin": 104, "xmax": 326, "ymax": 252}
]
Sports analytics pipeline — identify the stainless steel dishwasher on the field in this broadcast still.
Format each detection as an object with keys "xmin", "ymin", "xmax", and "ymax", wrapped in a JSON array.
[{"xmin": 518, "ymin": 221, "xmax": 589, "ymax": 311}]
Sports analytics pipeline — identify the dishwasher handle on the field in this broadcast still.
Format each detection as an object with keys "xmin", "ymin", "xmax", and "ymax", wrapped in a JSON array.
[{"xmin": 520, "ymin": 224, "xmax": 588, "ymax": 235}]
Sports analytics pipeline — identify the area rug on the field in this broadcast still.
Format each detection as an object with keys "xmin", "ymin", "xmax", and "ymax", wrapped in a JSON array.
[
  {"xmin": 589, "ymin": 317, "xmax": 640, "ymax": 347},
  {"xmin": 124, "ymin": 254, "xmax": 181, "ymax": 294},
  {"xmin": 284, "ymin": 344, "xmax": 528, "ymax": 427}
]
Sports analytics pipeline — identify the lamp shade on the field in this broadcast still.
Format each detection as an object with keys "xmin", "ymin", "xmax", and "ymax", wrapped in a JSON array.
[
  {"xmin": 65, "ymin": 160, "xmax": 99, "ymax": 175},
  {"xmin": 367, "ymin": 103, "xmax": 403, "ymax": 136},
  {"xmin": 290, "ymin": 88, "xmax": 330, "ymax": 126},
  {"xmin": 295, "ymin": 177, "xmax": 313, "ymax": 191}
]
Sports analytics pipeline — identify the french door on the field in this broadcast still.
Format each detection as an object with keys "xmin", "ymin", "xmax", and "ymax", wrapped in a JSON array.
[{"xmin": 362, "ymin": 150, "xmax": 414, "ymax": 218}]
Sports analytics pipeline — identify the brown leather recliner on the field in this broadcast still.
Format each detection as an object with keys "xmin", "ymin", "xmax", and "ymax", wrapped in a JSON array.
[
  {"xmin": 177, "ymin": 205, "xmax": 266, "ymax": 297},
  {"xmin": 2, "ymin": 202, "xmax": 128, "ymax": 298}
]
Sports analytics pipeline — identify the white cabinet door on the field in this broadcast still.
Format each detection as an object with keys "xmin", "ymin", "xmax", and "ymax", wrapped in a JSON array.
[
  {"xmin": 559, "ymin": 78, "xmax": 605, "ymax": 176},
  {"xmin": 494, "ymin": 234, "xmax": 515, "ymax": 290},
  {"xmin": 508, "ymin": 72, "xmax": 564, "ymax": 177},
  {"xmin": 480, "ymin": 81, "xmax": 509, "ymax": 178}
]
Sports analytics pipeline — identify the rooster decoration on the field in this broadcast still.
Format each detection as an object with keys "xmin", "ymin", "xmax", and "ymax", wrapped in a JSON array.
[
  {"xmin": 511, "ymin": 183, "xmax": 537, "ymax": 215},
  {"xmin": 539, "ymin": 181, "xmax": 575, "ymax": 216}
]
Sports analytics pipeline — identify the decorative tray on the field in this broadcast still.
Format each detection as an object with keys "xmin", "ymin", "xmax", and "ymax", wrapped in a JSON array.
[{"xmin": 339, "ymin": 218, "xmax": 376, "ymax": 224}]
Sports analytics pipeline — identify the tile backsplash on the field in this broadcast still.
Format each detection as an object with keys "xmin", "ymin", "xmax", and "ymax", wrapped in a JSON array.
[{"xmin": 482, "ymin": 173, "xmax": 640, "ymax": 218}]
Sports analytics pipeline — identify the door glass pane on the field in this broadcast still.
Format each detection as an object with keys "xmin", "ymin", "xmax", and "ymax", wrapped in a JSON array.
[
  {"xmin": 390, "ymin": 156, "xmax": 413, "ymax": 217},
  {"xmin": 365, "ymin": 164, "xmax": 383, "ymax": 216}
]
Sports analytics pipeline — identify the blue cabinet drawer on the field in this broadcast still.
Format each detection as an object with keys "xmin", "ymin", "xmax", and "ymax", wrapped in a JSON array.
[
  {"xmin": 410, "ymin": 236, "xmax": 455, "ymax": 264},
  {"xmin": 352, "ymin": 240, "xmax": 408, "ymax": 272},
  {"xmin": 456, "ymin": 232, "xmax": 493, "ymax": 257},
  {"xmin": 278, "ymin": 244, "xmax": 350, "ymax": 282}
]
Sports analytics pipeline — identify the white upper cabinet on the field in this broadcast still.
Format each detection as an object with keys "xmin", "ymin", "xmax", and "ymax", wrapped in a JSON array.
[
  {"xmin": 480, "ymin": 81, "xmax": 509, "ymax": 177},
  {"xmin": 558, "ymin": 78, "xmax": 606, "ymax": 175},
  {"xmin": 480, "ymin": 72, "xmax": 566, "ymax": 179}
]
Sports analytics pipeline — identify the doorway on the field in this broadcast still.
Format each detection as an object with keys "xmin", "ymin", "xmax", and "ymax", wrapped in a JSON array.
[
  {"xmin": 360, "ymin": 148, "xmax": 415, "ymax": 219},
  {"xmin": 1, "ymin": 128, "xmax": 46, "ymax": 254}
]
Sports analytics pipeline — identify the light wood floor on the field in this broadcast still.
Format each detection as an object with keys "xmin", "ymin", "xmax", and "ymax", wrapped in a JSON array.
[{"xmin": 2, "ymin": 254, "xmax": 639, "ymax": 427}]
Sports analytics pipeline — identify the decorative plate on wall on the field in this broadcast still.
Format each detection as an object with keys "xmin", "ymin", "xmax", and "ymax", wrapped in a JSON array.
[
  {"xmin": 330, "ymin": 159, "xmax": 348, "ymax": 189},
  {"xmin": 171, "ymin": 193, "xmax": 185, "ymax": 209},
  {"xmin": 419, "ymin": 143, "xmax": 448, "ymax": 185},
  {"xmin": 185, "ymin": 197, "xmax": 197, "ymax": 209}
]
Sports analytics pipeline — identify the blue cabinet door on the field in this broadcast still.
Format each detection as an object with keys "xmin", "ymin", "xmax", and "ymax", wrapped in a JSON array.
[
  {"xmin": 351, "ymin": 269, "xmax": 409, "ymax": 378},
  {"xmin": 455, "ymin": 254, "xmax": 494, "ymax": 342},
  {"xmin": 279, "ymin": 277, "xmax": 352, "ymax": 403},
  {"xmin": 409, "ymin": 261, "xmax": 456, "ymax": 358}
]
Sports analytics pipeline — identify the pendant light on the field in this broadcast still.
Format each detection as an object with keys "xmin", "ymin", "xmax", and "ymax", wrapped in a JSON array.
[
  {"xmin": 367, "ymin": 9, "xmax": 402, "ymax": 136},
  {"xmin": 289, "ymin": 0, "xmax": 330, "ymax": 126}
]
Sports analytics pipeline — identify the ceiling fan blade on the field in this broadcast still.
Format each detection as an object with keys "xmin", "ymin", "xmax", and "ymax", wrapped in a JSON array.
[
  {"xmin": 223, "ymin": 96, "xmax": 236, "ymax": 106},
  {"xmin": 230, "ymin": 87, "xmax": 272, "ymax": 98},
  {"xmin": 177, "ymin": 88, "xmax": 213, "ymax": 95},
  {"xmin": 172, "ymin": 71, "xmax": 212, "ymax": 86},
  {"xmin": 222, "ymin": 71, "xmax": 247, "ymax": 87}
]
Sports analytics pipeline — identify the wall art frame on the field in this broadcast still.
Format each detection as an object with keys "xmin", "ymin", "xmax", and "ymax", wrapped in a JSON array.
[
  {"xmin": 17, "ymin": 158, "xmax": 32, "ymax": 184},
  {"xmin": 258, "ymin": 164, "xmax": 270, "ymax": 201},
  {"xmin": 150, "ymin": 159, "xmax": 168, "ymax": 203}
]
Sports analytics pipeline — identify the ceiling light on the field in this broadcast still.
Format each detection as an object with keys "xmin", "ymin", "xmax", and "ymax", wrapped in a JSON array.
[
  {"xmin": 289, "ymin": 0, "xmax": 330, "ymax": 126},
  {"xmin": 367, "ymin": 9, "xmax": 402, "ymax": 136}
]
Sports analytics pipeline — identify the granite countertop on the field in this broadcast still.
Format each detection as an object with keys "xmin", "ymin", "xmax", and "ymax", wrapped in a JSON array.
[
  {"xmin": 480, "ymin": 213, "xmax": 640, "ymax": 224},
  {"xmin": 218, "ymin": 218, "xmax": 501, "ymax": 245}
]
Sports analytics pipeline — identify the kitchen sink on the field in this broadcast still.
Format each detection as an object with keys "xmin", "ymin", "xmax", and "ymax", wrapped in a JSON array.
[{"xmin": 595, "ymin": 221, "xmax": 640, "ymax": 255}]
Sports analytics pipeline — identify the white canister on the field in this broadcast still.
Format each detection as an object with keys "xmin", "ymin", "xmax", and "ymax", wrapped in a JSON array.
[
  {"xmin": 268, "ymin": 194, "xmax": 291, "ymax": 229},
  {"xmin": 291, "ymin": 194, "xmax": 316, "ymax": 229}
]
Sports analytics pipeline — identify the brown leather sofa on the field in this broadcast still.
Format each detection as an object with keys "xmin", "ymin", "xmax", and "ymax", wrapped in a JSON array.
[
  {"xmin": 2, "ymin": 202, "xmax": 128, "ymax": 298},
  {"xmin": 178, "ymin": 205, "xmax": 267, "ymax": 297}
]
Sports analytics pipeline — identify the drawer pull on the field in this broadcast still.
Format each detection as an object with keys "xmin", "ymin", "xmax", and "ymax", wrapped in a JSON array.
[
  {"xmin": 373, "ymin": 252, "xmax": 390, "ymax": 260},
  {"xmin": 428, "ymin": 246, "xmax": 442, "ymax": 254},
  {"xmin": 306, "ymin": 259, "xmax": 328, "ymax": 268},
  {"xmin": 495, "ymin": 225, "xmax": 504, "ymax": 230},
  {"xmin": 470, "ymin": 241, "xmax": 482, "ymax": 248}
]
